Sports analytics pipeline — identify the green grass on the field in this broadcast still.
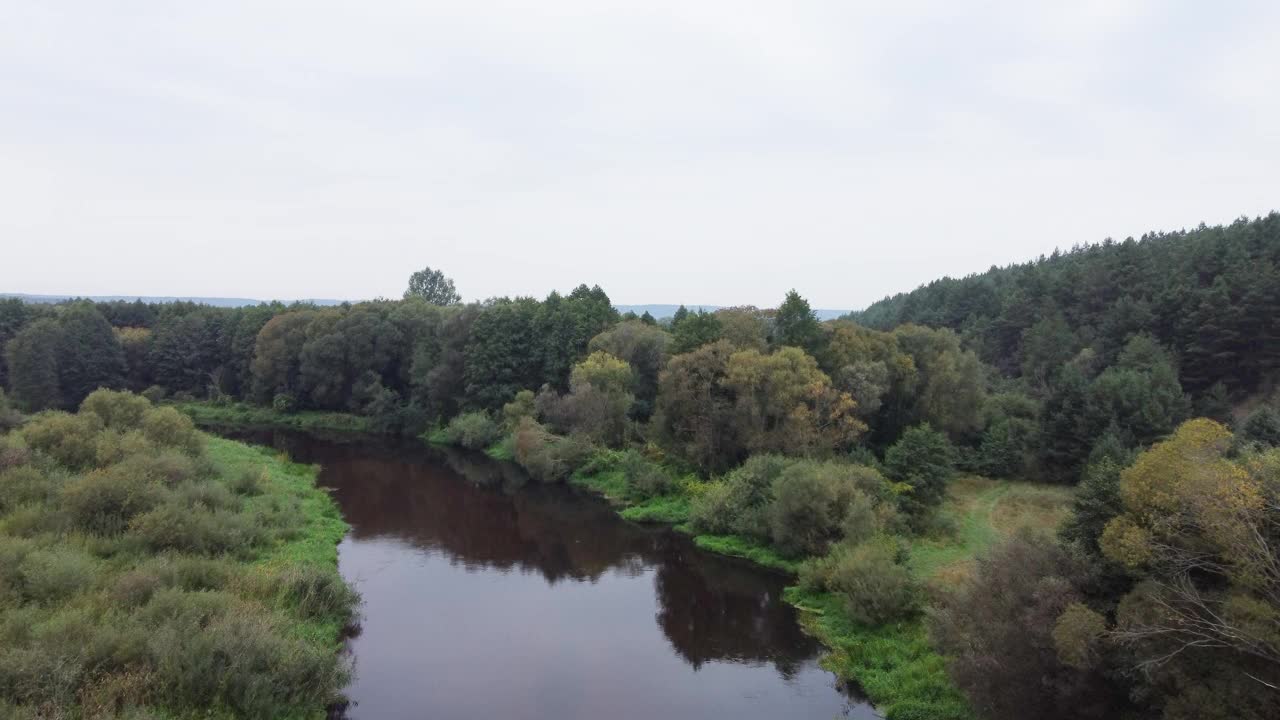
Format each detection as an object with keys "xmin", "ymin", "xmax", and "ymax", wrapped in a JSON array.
[
  {"xmin": 620, "ymin": 494, "xmax": 692, "ymax": 524},
  {"xmin": 175, "ymin": 401, "xmax": 372, "ymax": 434},
  {"xmin": 203, "ymin": 437, "xmax": 352, "ymax": 647},
  {"xmin": 0, "ymin": 403, "xmax": 354, "ymax": 720},
  {"xmin": 693, "ymin": 533, "xmax": 800, "ymax": 573},
  {"xmin": 484, "ymin": 441, "xmax": 514, "ymax": 461},
  {"xmin": 908, "ymin": 475, "xmax": 1075, "ymax": 585},
  {"xmin": 786, "ymin": 587, "xmax": 972, "ymax": 720},
  {"xmin": 569, "ymin": 466, "xmax": 631, "ymax": 502}
]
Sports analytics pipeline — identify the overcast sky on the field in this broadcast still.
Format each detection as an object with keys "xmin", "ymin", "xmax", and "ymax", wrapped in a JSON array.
[{"xmin": 2, "ymin": 1, "xmax": 1278, "ymax": 309}]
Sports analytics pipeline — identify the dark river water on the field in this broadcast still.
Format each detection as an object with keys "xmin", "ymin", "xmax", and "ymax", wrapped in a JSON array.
[{"xmin": 223, "ymin": 429, "xmax": 875, "ymax": 720}]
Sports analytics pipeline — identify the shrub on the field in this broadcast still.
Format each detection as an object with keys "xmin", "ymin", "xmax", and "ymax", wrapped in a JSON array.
[
  {"xmin": 501, "ymin": 389, "xmax": 537, "ymax": 429},
  {"xmin": 94, "ymin": 430, "xmax": 158, "ymax": 466},
  {"xmin": 129, "ymin": 504, "xmax": 263, "ymax": 556},
  {"xmin": 821, "ymin": 538, "xmax": 918, "ymax": 625},
  {"xmin": 228, "ymin": 468, "xmax": 266, "ymax": 496},
  {"xmin": 149, "ymin": 612, "xmax": 349, "ymax": 717},
  {"xmin": 884, "ymin": 423, "xmax": 955, "ymax": 524},
  {"xmin": 172, "ymin": 480, "xmax": 240, "ymax": 513},
  {"xmin": 1240, "ymin": 405, "xmax": 1280, "ymax": 447},
  {"xmin": 140, "ymin": 407, "xmax": 203, "ymax": 456},
  {"xmin": 80, "ymin": 389, "xmax": 152, "ymax": 430},
  {"xmin": 271, "ymin": 393, "xmax": 297, "ymax": 413},
  {"xmin": 0, "ymin": 536, "xmax": 37, "ymax": 601},
  {"xmin": 927, "ymin": 530, "xmax": 1120, "ymax": 720},
  {"xmin": 62, "ymin": 468, "xmax": 165, "ymax": 535},
  {"xmin": 0, "ymin": 435, "xmax": 32, "ymax": 471},
  {"xmin": 22, "ymin": 411, "xmax": 104, "ymax": 470},
  {"xmin": 19, "ymin": 548, "xmax": 100, "ymax": 603},
  {"xmin": 275, "ymin": 565, "xmax": 360, "ymax": 621},
  {"xmin": 767, "ymin": 461, "xmax": 868, "ymax": 556},
  {"xmin": 619, "ymin": 450, "xmax": 673, "ymax": 499},
  {"xmin": 689, "ymin": 454, "xmax": 791, "ymax": 539},
  {"xmin": 140, "ymin": 385, "xmax": 167, "ymax": 405},
  {"xmin": 0, "ymin": 389, "xmax": 22, "ymax": 433},
  {"xmin": 0, "ymin": 467, "xmax": 56, "ymax": 512},
  {"xmin": 443, "ymin": 411, "xmax": 503, "ymax": 450},
  {"xmin": 512, "ymin": 418, "xmax": 591, "ymax": 482},
  {"xmin": 114, "ymin": 449, "xmax": 200, "ymax": 487}
]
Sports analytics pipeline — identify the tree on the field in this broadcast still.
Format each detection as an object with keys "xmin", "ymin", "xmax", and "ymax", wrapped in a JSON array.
[
  {"xmin": 772, "ymin": 290, "xmax": 823, "ymax": 356},
  {"xmin": 652, "ymin": 340, "xmax": 738, "ymax": 473},
  {"xmin": 670, "ymin": 308, "xmax": 722, "ymax": 354},
  {"xmin": 54, "ymin": 302, "xmax": 125, "ymax": 406},
  {"xmin": 892, "ymin": 324, "xmax": 987, "ymax": 438},
  {"xmin": 250, "ymin": 311, "xmax": 316, "ymax": 403},
  {"xmin": 1098, "ymin": 419, "xmax": 1280, "ymax": 715},
  {"xmin": 883, "ymin": 423, "xmax": 955, "ymax": 523},
  {"xmin": 588, "ymin": 320, "xmax": 669, "ymax": 420},
  {"xmin": 540, "ymin": 352, "xmax": 635, "ymax": 446},
  {"xmin": 404, "ymin": 266, "xmax": 461, "ymax": 305},
  {"xmin": 929, "ymin": 531, "xmax": 1124, "ymax": 720},
  {"xmin": 723, "ymin": 346, "xmax": 864, "ymax": 457},
  {"xmin": 4, "ymin": 318, "xmax": 61, "ymax": 412}
]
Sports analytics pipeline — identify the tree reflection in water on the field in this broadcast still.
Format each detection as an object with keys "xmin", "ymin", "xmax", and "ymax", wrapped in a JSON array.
[{"xmin": 223, "ymin": 428, "xmax": 868, "ymax": 720}]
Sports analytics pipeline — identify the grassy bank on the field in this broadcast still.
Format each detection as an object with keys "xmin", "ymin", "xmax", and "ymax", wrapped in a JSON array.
[
  {"xmin": 568, "ymin": 454, "xmax": 1075, "ymax": 719},
  {"xmin": 174, "ymin": 401, "xmax": 373, "ymax": 434},
  {"xmin": 785, "ymin": 476, "xmax": 1075, "ymax": 720},
  {"xmin": 0, "ymin": 392, "xmax": 356, "ymax": 719}
]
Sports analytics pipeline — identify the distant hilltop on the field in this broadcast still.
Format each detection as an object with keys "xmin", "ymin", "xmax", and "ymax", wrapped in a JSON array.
[
  {"xmin": 614, "ymin": 304, "xmax": 850, "ymax": 321},
  {"xmin": 1, "ymin": 293, "xmax": 348, "ymax": 308},
  {"xmin": 1, "ymin": 294, "xmax": 849, "ymax": 320}
]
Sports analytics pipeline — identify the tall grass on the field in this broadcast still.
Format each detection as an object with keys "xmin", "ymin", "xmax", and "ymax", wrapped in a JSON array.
[{"xmin": 0, "ymin": 390, "xmax": 357, "ymax": 719}]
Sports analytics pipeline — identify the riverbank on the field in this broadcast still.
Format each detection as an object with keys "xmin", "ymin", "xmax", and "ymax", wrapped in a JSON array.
[
  {"xmin": 0, "ymin": 395, "xmax": 356, "ymax": 719},
  {"xmin": 180, "ymin": 404, "xmax": 1073, "ymax": 720},
  {"xmin": 174, "ymin": 401, "xmax": 374, "ymax": 434}
]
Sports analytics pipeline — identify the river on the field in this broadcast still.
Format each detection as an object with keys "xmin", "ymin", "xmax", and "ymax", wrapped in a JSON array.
[{"xmin": 222, "ymin": 429, "xmax": 875, "ymax": 720}]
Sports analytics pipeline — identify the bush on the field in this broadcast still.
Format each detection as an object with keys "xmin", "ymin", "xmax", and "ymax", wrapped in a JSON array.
[
  {"xmin": 19, "ymin": 548, "xmax": 100, "ymax": 603},
  {"xmin": 129, "ymin": 503, "xmax": 263, "ymax": 556},
  {"xmin": 80, "ymin": 389, "xmax": 152, "ymax": 430},
  {"xmin": 140, "ymin": 385, "xmax": 167, "ymax": 405},
  {"xmin": 884, "ymin": 423, "xmax": 956, "ymax": 524},
  {"xmin": 62, "ymin": 467, "xmax": 165, "ymax": 535},
  {"xmin": 927, "ymin": 530, "xmax": 1119, "ymax": 720},
  {"xmin": 149, "ymin": 612, "xmax": 349, "ymax": 717},
  {"xmin": 0, "ymin": 467, "xmax": 56, "ymax": 512},
  {"xmin": 114, "ymin": 449, "xmax": 201, "ymax": 487},
  {"xmin": 619, "ymin": 450, "xmax": 673, "ymax": 499},
  {"xmin": 22, "ymin": 411, "xmax": 104, "ymax": 470},
  {"xmin": 271, "ymin": 393, "xmax": 297, "ymax": 413},
  {"xmin": 443, "ymin": 411, "xmax": 503, "ymax": 450},
  {"xmin": 140, "ymin": 407, "xmax": 203, "ymax": 456},
  {"xmin": 502, "ymin": 389, "xmax": 537, "ymax": 429},
  {"xmin": 94, "ymin": 429, "xmax": 158, "ymax": 466},
  {"xmin": 767, "ymin": 461, "xmax": 868, "ymax": 556},
  {"xmin": 512, "ymin": 417, "xmax": 591, "ymax": 482},
  {"xmin": 0, "ymin": 435, "xmax": 32, "ymax": 471},
  {"xmin": 228, "ymin": 468, "xmax": 266, "ymax": 496},
  {"xmin": 275, "ymin": 565, "xmax": 360, "ymax": 621},
  {"xmin": 810, "ymin": 538, "xmax": 918, "ymax": 625},
  {"xmin": 689, "ymin": 454, "xmax": 791, "ymax": 538},
  {"xmin": 1240, "ymin": 405, "xmax": 1280, "ymax": 447},
  {"xmin": 0, "ymin": 389, "xmax": 22, "ymax": 433}
]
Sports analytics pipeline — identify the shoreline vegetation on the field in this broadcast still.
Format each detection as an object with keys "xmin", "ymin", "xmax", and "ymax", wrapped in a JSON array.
[
  {"xmin": 0, "ymin": 391, "xmax": 355, "ymax": 719},
  {"xmin": 6, "ymin": 219, "xmax": 1280, "ymax": 720},
  {"xmin": 180, "ymin": 400, "xmax": 1077, "ymax": 720}
]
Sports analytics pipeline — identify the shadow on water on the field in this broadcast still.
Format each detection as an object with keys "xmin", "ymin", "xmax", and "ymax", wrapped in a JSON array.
[{"xmin": 221, "ymin": 428, "xmax": 876, "ymax": 720}]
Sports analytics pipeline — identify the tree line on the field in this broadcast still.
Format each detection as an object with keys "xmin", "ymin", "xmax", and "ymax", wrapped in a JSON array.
[{"xmin": 3, "ymin": 212, "xmax": 1280, "ymax": 719}]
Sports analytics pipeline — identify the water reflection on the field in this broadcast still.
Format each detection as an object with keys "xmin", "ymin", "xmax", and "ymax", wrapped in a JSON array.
[{"xmin": 224, "ymin": 429, "xmax": 874, "ymax": 720}]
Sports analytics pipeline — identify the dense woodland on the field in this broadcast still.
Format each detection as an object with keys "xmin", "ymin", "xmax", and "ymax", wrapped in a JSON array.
[{"xmin": 3, "ymin": 216, "xmax": 1280, "ymax": 719}]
